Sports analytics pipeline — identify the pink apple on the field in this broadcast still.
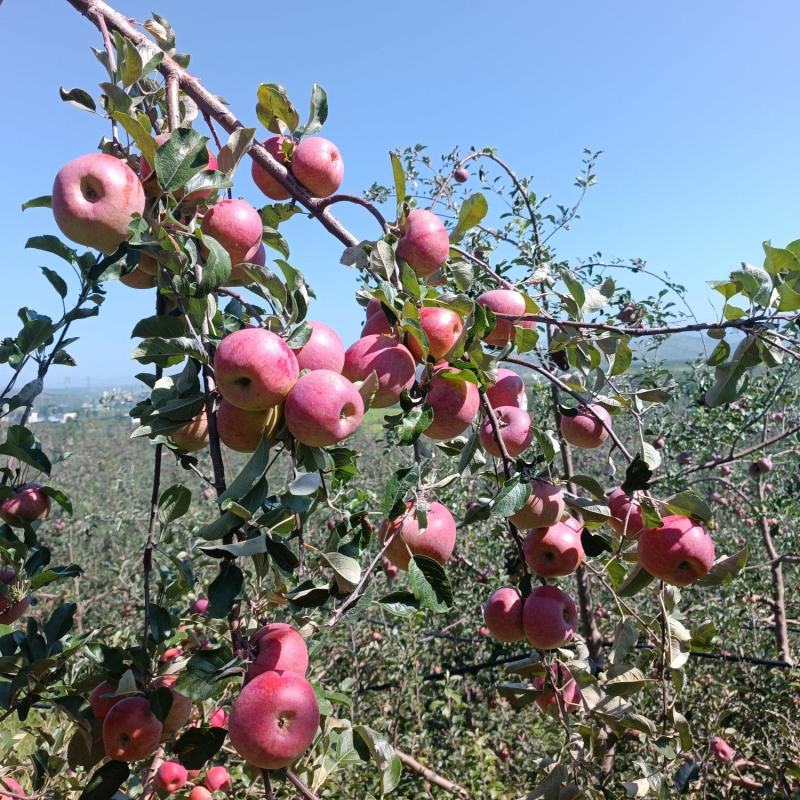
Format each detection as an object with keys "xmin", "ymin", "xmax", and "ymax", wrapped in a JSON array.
[
  {"xmin": 361, "ymin": 311, "xmax": 394, "ymax": 338},
  {"xmin": 216, "ymin": 401, "xmax": 274, "ymax": 453},
  {"xmin": 522, "ymin": 523, "xmax": 585, "ymax": 577},
  {"xmin": 381, "ymin": 501, "xmax": 457, "ymax": 570},
  {"xmin": 120, "ymin": 266, "xmax": 156, "ymax": 289},
  {"xmin": 201, "ymin": 198, "xmax": 263, "ymax": 266},
  {"xmin": 89, "ymin": 680, "xmax": 121, "ymax": 720},
  {"xmin": 0, "ymin": 595, "xmax": 29, "ymax": 625},
  {"xmin": 0, "ymin": 483, "xmax": 51, "ymax": 527},
  {"xmin": 652, "ymin": 435, "xmax": 666, "ymax": 450},
  {"xmin": 153, "ymin": 674, "xmax": 193, "ymax": 739},
  {"xmin": 454, "ymin": 167, "xmax": 469, "ymax": 183},
  {"xmin": 560, "ymin": 404, "xmax": 612, "ymax": 449},
  {"xmin": 479, "ymin": 406, "xmax": 532, "ymax": 458},
  {"xmin": 190, "ymin": 788, "xmax": 213, "ymax": 800},
  {"xmin": 637, "ymin": 514, "xmax": 715, "ymax": 586},
  {"xmin": 292, "ymin": 321, "xmax": 345, "ymax": 373},
  {"xmin": 227, "ymin": 241, "xmax": 267, "ymax": 286},
  {"xmin": 248, "ymin": 623, "xmax": 309, "ymax": 681},
  {"xmin": 709, "ymin": 735, "xmax": 734, "ymax": 762},
  {"xmin": 103, "ymin": 696, "xmax": 163, "ymax": 761},
  {"xmin": 483, "ymin": 587, "xmax": 524, "ymax": 643},
  {"xmin": 52, "ymin": 153, "xmax": 145, "ymax": 254},
  {"xmin": 291, "ymin": 137, "xmax": 343, "ymax": 197},
  {"xmin": 171, "ymin": 411, "xmax": 209, "ymax": 452},
  {"xmin": 190, "ymin": 597, "xmax": 209, "ymax": 615},
  {"xmin": 342, "ymin": 334, "xmax": 416, "ymax": 408},
  {"xmin": 160, "ymin": 647, "xmax": 182, "ymax": 663},
  {"xmin": 607, "ymin": 488, "xmax": 645, "ymax": 538},
  {"xmin": 487, "ymin": 368, "xmax": 527, "ymax": 410},
  {"xmin": 423, "ymin": 369, "xmax": 480, "ymax": 440},
  {"xmin": 204, "ymin": 766, "xmax": 232, "ymax": 793},
  {"xmin": 0, "ymin": 777, "xmax": 23, "ymax": 800},
  {"xmin": 476, "ymin": 289, "xmax": 526, "ymax": 346},
  {"xmin": 522, "ymin": 585, "xmax": 578, "ymax": 649},
  {"xmin": 533, "ymin": 664, "xmax": 582, "ymax": 714},
  {"xmin": 365, "ymin": 298, "xmax": 384, "ymax": 318},
  {"xmin": 285, "ymin": 370, "xmax": 364, "ymax": 447},
  {"xmin": 407, "ymin": 306, "xmax": 463, "ymax": 361},
  {"xmin": 214, "ymin": 328, "xmax": 299, "ymax": 410},
  {"xmin": 155, "ymin": 761, "xmax": 188, "ymax": 794},
  {"xmin": 509, "ymin": 480, "xmax": 564, "ymax": 529},
  {"xmin": 251, "ymin": 135, "xmax": 292, "ymax": 200},
  {"xmin": 209, "ymin": 706, "xmax": 228, "ymax": 728},
  {"xmin": 229, "ymin": 670, "xmax": 320, "ymax": 770},
  {"xmin": 396, "ymin": 209, "xmax": 450, "ymax": 277}
]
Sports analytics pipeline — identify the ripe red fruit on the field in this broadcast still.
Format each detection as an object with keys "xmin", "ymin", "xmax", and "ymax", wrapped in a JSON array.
[
  {"xmin": 709, "ymin": 735, "xmax": 734, "ymax": 761},
  {"xmin": 171, "ymin": 411, "xmax": 209, "ymax": 452},
  {"xmin": 637, "ymin": 514, "xmax": 715, "ymax": 586},
  {"xmin": 381, "ymin": 501, "xmax": 457, "ymax": 570},
  {"xmin": 676, "ymin": 450, "xmax": 692, "ymax": 465},
  {"xmin": 52, "ymin": 153, "xmax": 145, "ymax": 254},
  {"xmin": 479, "ymin": 406, "xmax": 532, "ymax": 458},
  {"xmin": 252, "ymin": 135, "xmax": 292, "ymax": 200},
  {"xmin": 559, "ymin": 404, "xmax": 612, "ymax": 449},
  {"xmin": 201, "ymin": 198, "xmax": 263, "ymax": 266},
  {"xmin": 214, "ymin": 328, "xmax": 299, "ymax": 411},
  {"xmin": 396, "ymin": 209, "xmax": 450, "ymax": 277},
  {"xmin": 153, "ymin": 674, "xmax": 193, "ymax": 739},
  {"xmin": 88, "ymin": 680, "xmax": 121, "ymax": 720},
  {"xmin": 652, "ymin": 435, "xmax": 666, "ymax": 450},
  {"xmin": 102, "ymin": 696, "xmax": 163, "ymax": 761},
  {"xmin": 454, "ymin": 167, "xmax": 469, "ymax": 183},
  {"xmin": 190, "ymin": 598, "xmax": 209, "ymax": 615},
  {"xmin": 607, "ymin": 488, "xmax": 645, "ymax": 538},
  {"xmin": 533, "ymin": 665, "xmax": 582, "ymax": 714},
  {"xmin": 522, "ymin": 522, "xmax": 585, "ymax": 577},
  {"xmin": 407, "ymin": 306, "xmax": 463, "ymax": 361},
  {"xmin": 0, "ymin": 483, "xmax": 51, "ymax": 527},
  {"xmin": 0, "ymin": 777, "xmax": 23, "ymax": 800},
  {"xmin": 0, "ymin": 595, "xmax": 29, "ymax": 625},
  {"xmin": 292, "ymin": 321, "xmax": 345, "ymax": 373},
  {"xmin": 189, "ymin": 788, "xmax": 213, "ymax": 800},
  {"xmin": 285, "ymin": 370, "xmax": 364, "ymax": 447},
  {"xmin": 749, "ymin": 456, "xmax": 773, "ymax": 476},
  {"xmin": 204, "ymin": 766, "xmax": 232, "ymax": 793},
  {"xmin": 522, "ymin": 585, "xmax": 578, "ymax": 649},
  {"xmin": 229, "ymin": 670, "xmax": 320, "ymax": 770},
  {"xmin": 120, "ymin": 266, "xmax": 156, "ymax": 289},
  {"xmin": 247, "ymin": 623, "xmax": 309, "ymax": 684},
  {"xmin": 361, "ymin": 311, "xmax": 394, "ymax": 338},
  {"xmin": 483, "ymin": 587, "xmax": 524, "ymax": 642},
  {"xmin": 509, "ymin": 480, "xmax": 564, "ymax": 529},
  {"xmin": 487, "ymin": 368, "xmax": 527, "ymax": 410},
  {"xmin": 291, "ymin": 137, "xmax": 344, "ymax": 197},
  {"xmin": 209, "ymin": 706, "xmax": 228, "ymax": 728},
  {"xmin": 155, "ymin": 761, "xmax": 189, "ymax": 794},
  {"xmin": 216, "ymin": 401, "xmax": 275, "ymax": 453},
  {"xmin": 476, "ymin": 289, "xmax": 526, "ymax": 346},
  {"xmin": 423, "ymin": 369, "xmax": 480, "ymax": 441},
  {"xmin": 342, "ymin": 334, "xmax": 416, "ymax": 408},
  {"xmin": 160, "ymin": 647, "xmax": 182, "ymax": 663}
]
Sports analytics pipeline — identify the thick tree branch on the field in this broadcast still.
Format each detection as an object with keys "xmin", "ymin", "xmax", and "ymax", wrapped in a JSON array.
[{"xmin": 395, "ymin": 749, "xmax": 470, "ymax": 797}]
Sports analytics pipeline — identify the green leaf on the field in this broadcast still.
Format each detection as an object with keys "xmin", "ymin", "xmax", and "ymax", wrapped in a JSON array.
[
  {"xmin": 158, "ymin": 484, "xmax": 192, "ymax": 525},
  {"xmin": 200, "ymin": 536, "xmax": 269, "ymax": 559},
  {"xmin": 173, "ymin": 727, "xmax": 227, "ymax": 770},
  {"xmin": 390, "ymin": 151, "xmax": 406, "ymax": 207},
  {"xmin": 617, "ymin": 564, "xmax": 656, "ymax": 597},
  {"xmin": 289, "ymin": 471, "xmax": 322, "ymax": 496},
  {"xmin": 110, "ymin": 112, "xmax": 158, "ymax": 166},
  {"xmin": 491, "ymin": 478, "xmax": 531, "ymax": 517},
  {"xmin": 208, "ymin": 562, "xmax": 244, "ymax": 619},
  {"xmin": 621, "ymin": 456, "xmax": 652, "ymax": 493},
  {"xmin": 301, "ymin": 83, "xmax": 328, "ymax": 136},
  {"xmin": 176, "ymin": 648, "xmax": 235, "ymax": 702},
  {"xmin": 449, "ymin": 193, "xmax": 488, "ymax": 243},
  {"xmin": 396, "ymin": 405, "xmax": 433, "ymax": 445},
  {"xmin": 407, "ymin": 555, "xmax": 453, "ymax": 612},
  {"xmin": 381, "ymin": 466, "xmax": 418, "ymax": 518},
  {"xmin": 353, "ymin": 725, "xmax": 402, "ymax": 794},
  {"xmin": 40, "ymin": 267, "xmax": 68, "ymax": 299},
  {"xmin": 256, "ymin": 83, "xmax": 300, "ymax": 134},
  {"xmin": 131, "ymin": 314, "xmax": 188, "ymax": 339},
  {"xmin": 704, "ymin": 361, "xmax": 749, "ymax": 407},
  {"xmin": 217, "ymin": 127, "xmax": 256, "ymax": 177},
  {"xmin": 17, "ymin": 317, "xmax": 54, "ymax": 354},
  {"xmin": 147, "ymin": 603, "xmax": 173, "ymax": 644},
  {"xmin": 665, "ymin": 491, "xmax": 712, "ymax": 523},
  {"xmin": 198, "ymin": 234, "xmax": 232, "ymax": 289},
  {"xmin": 79, "ymin": 760, "xmax": 130, "ymax": 800},
  {"xmin": 697, "ymin": 546, "xmax": 748, "ymax": 587},
  {"xmin": 154, "ymin": 127, "xmax": 209, "ymax": 192},
  {"xmin": 26, "ymin": 235, "xmax": 76, "ymax": 264},
  {"xmin": 604, "ymin": 666, "xmax": 653, "ymax": 697},
  {"xmin": 378, "ymin": 591, "xmax": 421, "ymax": 617},
  {"xmin": 570, "ymin": 474, "xmax": 606, "ymax": 500},
  {"xmin": 763, "ymin": 241, "xmax": 800, "ymax": 275},
  {"xmin": 22, "ymin": 195, "xmax": 52, "ymax": 211},
  {"xmin": 59, "ymin": 86, "xmax": 96, "ymax": 112},
  {"xmin": 219, "ymin": 439, "xmax": 271, "ymax": 506},
  {"xmin": 44, "ymin": 602, "xmax": 76, "ymax": 647},
  {"xmin": 323, "ymin": 552, "xmax": 361, "ymax": 592}
]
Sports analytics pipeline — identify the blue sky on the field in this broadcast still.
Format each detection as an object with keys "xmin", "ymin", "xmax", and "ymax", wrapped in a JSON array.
[{"xmin": 1, "ymin": 1, "xmax": 799, "ymax": 387}]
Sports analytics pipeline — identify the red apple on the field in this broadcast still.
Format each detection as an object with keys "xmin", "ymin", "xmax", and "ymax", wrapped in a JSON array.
[
  {"xmin": 0, "ymin": 595, "xmax": 29, "ymax": 625},
  {"xmin": 52, "ymin": 153, "xmax": 145, "ymax": 254},
  {"xmin": 89, "ymin": 680, "xmax": 121, "ymax": 720},
  {"xmin": 454, "ymin": 167, "xmax": 469, "ymax": 183},
  {"xmin": 190, "ymin": 597, "xmax": 209, "ymax": 615},
  {"xmin": 396, "ymin": 209, "xmax": 450, "ymax": 277},
  {"xmin": 189, "ymin": 788, "xmax": 213, "ymax": 800},
  {"xmin": 361, "ymin": 311, "xmax": 394, "ymax": 338},
  {"xmin": 381, "ymin": 501, "xmax": 457, "ymax": 570},
  {"xmin": 292, "ymin": 321, "xmax": 345, "ymax": 373},
  {"xmin": 204, "ymin": 766, "xmax": 232, "ymax": 793},
  {"xmin": 285, "ymin": 369, "xmax": 364, "ymax": 447},
  {"xmin": 153, "ymin": 674, "xmax": 193, "ymax": 739},
  {"xmin": 607, "ymin": 488, "xmax": 645, "ymax": 538},
  {"xmin": 171, "ymin": 411, "xmax": 209, "ymax": 452},
  {"xmin": 102, "ymin": 695, "xmax": 163, "ymax": 761},
  {"xmin": 533, "ymin": 664, "xmax": 582, "ymax": 714},
  {"xmin": 560, "ymin": 404, "xmax": 612, "ymax": 449},
  {"xmin": 120, "ymin": 266, "xmax": 156, "ymax": 289},
  {"xmin": 291, "ymin": 137, "xmax": 343, "ymax": 197},
  {"xmin": 365, "ymin": 298, "xmax": 384, "ymax": 318},
  {"xmin": 652, "ymin": 435, "xmax": 666, "ymax": 450},
  {"xmin": 155, "ymin": 761, "xmax": 188, "ymax": 794},
  {"xmin": 522, "ymin": 523, "xmax": 585, "ymax": 577},
  {"xmin": 487, "ymin": 368, "xmax": 527, "ymax": 410},
  {"xmin": 160, "ymin": 647, "xmax": 182, "ymax": 663},
  {"xmin": 251, "ymin": 135, "xmax": 292, "ymax": 200},
  {"xmin": 637, "ymin": 514, "xmax": 715, "ymax": 586},
  {"xmin": 342, "ymin": 334, "xmax": 416, "ymax": 408},
  {"xmin": 479, "ymin": 406, "xmax": 532, "ymax": 458},
  {"xmin": 228, "ymin": 241, "xmax": 267, "ymax": 286},
  {"xmin": 201, "ymin": 198, "xmax": 263, "ymax": 266},
  {"xmin": 522, "ymin": 585, "xmax": 578, "ymax": 649},
  {"xmin": 229, "ymin": 670, "xmax": 320, "ymax": 770},
  {"xmin": 476, "ymin": 289, "xmax": 526, "ymax": 346},
  {"xmin": 209, "ymin": 706, "xmax": 228, "ymax": 728},
  {"xmin": 709, "ymin": 735, "xmax": 734, "ymax": 762},
  {"xmin": 249, "ymin": 623, "xmax": 309, "ymax": 679},
  {"xmin": 0, "ymin": 483, "xmax": 51, "ymax": 527},
  {"xmin": 0, "ymin": 777, "xmax": 23, "ymax": 800},
  {"xmin": 216, "ymin": 401, "xmax": 275, "ymax": 453},
  {"xmin": 214, "ymin": 328, "xmax": 299, "ymax": 411},
  {"xmin": 407, "ymin": 306, "xmax": 463, "ymax": 361},
  {"xmin": 483, "ymin": 587, "xmax": 524, "ymax": 642},
  {"xmin": 509, "ymin": 480, "xmax": 564, "ymax": 529},
  {"xmin": 676, "ymin": 450, "xmax": 692, "ymax": 465},
  {"xmin": 423, "ymin": 369, "xmax": 480, "ymax": 440}
]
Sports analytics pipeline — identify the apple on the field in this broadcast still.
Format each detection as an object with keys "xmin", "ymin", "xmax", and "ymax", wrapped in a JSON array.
[
  {"xmin": 342, "ymin": 334, "xmax": 416, "ymax": 408},
  {"xmin": 251, "ymin": 135, "xmax": 292, "ymax": 200},
  {"xmin": 365, "ymin": 298, "xmax": 384, "ymax": 318},
  {"xmin": 476, "ymin": 289, "xmax": 526, "ymax": 346},
  {"xmin": 160, "ymin": 647, "xmax": 182, "ymax": 663},
  {"xmin": 209, "ymin": 706, "xmax": 228, "ymax": 728},
  {"xmin": 246, "ymin": 623, "xmax": 309, "ymax": 684},
  {"xmin": 361, "ymin": 310, "xmax": 394, "ymax": 338},
  {"xmin": 709, "ymin": 735, "xmax": 734, "ymax": 762},
  {"xmin": 407, "ymin": 306, "xmax": 463, "ymax": 361},
  {"xmin": 533, "ymin": 665, "xmax": 582, "ymax": 714},
  {"xmin": 229, "ymin": 670, "xmax": 320, "ymax": 770},
  {"xmin": 749, "ymin": 456, "xmax": 773, "ymax": 476},
  {"xmin": 214, "ymin": 328, "xmax": 299, "ymax": 410},
  {"xmin": 479, "ymin": 406, "xmax": 532, "ymax": 458},
  {"xmin": 89, "ymin": 680, "xmax": 121, "ymax": 720},
  {"xmin": 201, "ymin": 198, "xmax": 263, "ymax": 266},
  {"xmin": 171, "ymin": 411, "xmax": 209, "ymax": 452},
  {"xmin": 292, "ymin": 321, "xmax": 345, "ymax": 373},
  {"xmin": 120, "ymin": 266, "xmax": 157, "ymax": 289},
  {"xmin": 381, "ymin": 501, "xmax": 457, "ymax": 570},
  {"xmin": 482, "ymin": 587, "xmax": 524, "ymax": 642},
  {"xmin": 285, "ymin": 370, "xmax": 364, "ymax": 447},
  {"xmin": 559, "ymin": 404, "xmax": 612, "ymax": 449},
  {"xmin": 0, "ymin": 592, "xmax": 29, "ymax": 625},
  {"xmin": 52, "ymin": 153, "xmax": 146, "ymax": 254},
  {"xmin": 190, "ymin": 597, "xmax": 209, "ymax": 615},
  {"xmin": 607, "ymin": 488, "xmax": 645, "ymax": 538},
  {"xmin": 189, "ymin": 788, "xmax": 213, "ymax": 800},
  {"xmin": 637, "ymin": 515, "xmax": 715, "ymax": 586},
  {"xmin": 0, "ymin": 483, "xmax": 51, "ymax": 527},
  {"xmin": 719, "ymin": 464, "xmax": 732, "ymax": 476},
  {"xmin": 228, "ymin": 241, "xmax": 267, "ymax": 286},
  {"xmin": 216, "ymin": 400, "xmax": 277, "ymax": 453},
  {"xmin": 423, "ymin": 368, "xmax": 480, "ymax": 441},
  {"xmin": 0, "ymin": 777, "xmax": 23, "ymax": 800},
  {"xmin": 522, "ymin": 585, "xmax": 578, "ymax": 649},
  {"xmin": 291, "ymin": 137, "xmax": 343, "ymax": 197},
  {"xmin": 523, "ymin": 522, "xmax": 585, "ymax": 577},
  {"xmin": 155, "ymin": 761, "xmax": 188, "ymax": 794},
  {"xmin": 652, "ymin": 435, "xmax": 666, "ymax": 450},
  {"xmin": 395, "ymin": 209, "xmax": 450, "ymax": 277},
  {"xmin": 454, "ymin": 167, "xmax": 469, "ymax": 183},
  {"xmin": 204, "ymin": 766, "xmax": 232, "ymax": 793},
  {"xmin": 103, "ymin": 695, "xmax": 163, "ymax": 761},
  {"xmin": 152, "ymin": 675, "xmax": 193, "ymax": 739},
  {"xmin": 509, "ymin": 480, "xmax": 564, "ymax": 529},
  {"xmin": 676, "ymin": 450, "xmax": 692, "ymax": 465},
  {"xmin": 487, "ymin": 368, "xmax": 527, "ymax": 410}
]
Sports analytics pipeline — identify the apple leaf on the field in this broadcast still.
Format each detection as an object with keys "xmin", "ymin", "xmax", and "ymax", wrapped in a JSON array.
[
  {"xmin": 408, "ymin": 555, "xmax": 453, "ymax": 612},
  {"xmin": 256, "ymin": 83, "xmax": 300, "ymax": 135}
]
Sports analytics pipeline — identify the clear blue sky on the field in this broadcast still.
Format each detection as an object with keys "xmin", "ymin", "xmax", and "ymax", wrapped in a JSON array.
[{"xmin": 1, "ymin": 1, "xmax": 799, "ymax": 387}]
